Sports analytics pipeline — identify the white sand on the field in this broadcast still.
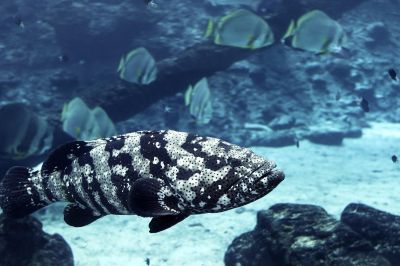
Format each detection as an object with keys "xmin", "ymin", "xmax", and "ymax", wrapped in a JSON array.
[{"xmin": 42, "ymin": 122, "xmax": 400, "ymax": 266}]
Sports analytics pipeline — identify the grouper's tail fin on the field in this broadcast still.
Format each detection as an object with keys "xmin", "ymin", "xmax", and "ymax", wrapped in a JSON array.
[{"xmin": 0, "ymin": 166, "xmax": 48, "ymax": 218}]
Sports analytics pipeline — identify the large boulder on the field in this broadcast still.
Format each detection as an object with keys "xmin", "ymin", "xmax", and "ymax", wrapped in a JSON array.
[
  {"xmin": 0, "ymin": 214, "xmax": 73, "ymax": 266},
  {"xmin": 341, "ymin": 203, "xmax": 400, "ymax": 265},
  {"xmin": 225, "ymin": 203, "xmax": 393, "ymax": 266}
]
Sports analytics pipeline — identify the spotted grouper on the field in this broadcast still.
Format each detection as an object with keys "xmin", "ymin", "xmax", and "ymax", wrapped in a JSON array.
[{"xmin": 0, "ymin": 130, "xmax": 284, "ymax": 233}]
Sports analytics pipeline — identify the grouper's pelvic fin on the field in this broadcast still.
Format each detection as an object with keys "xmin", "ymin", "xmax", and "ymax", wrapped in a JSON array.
[
  {"xmin": 64, "ymin": 204, "xmax": 103, "ymax": 227},
  {"xmin": 149, "ymin": 214, "xmax": 189, "ymax": 233},
  {"xmin": 0, "ymin": 166, "xmax": 48, "ymax": 218}
]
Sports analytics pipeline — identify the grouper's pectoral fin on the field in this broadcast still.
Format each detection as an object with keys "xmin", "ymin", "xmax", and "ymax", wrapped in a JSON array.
[
  {"xmin": 149, "ymin": 214, "xmax": 190, "ymax": 233},
  {"xmin": 64, "ymin": 204, "xmax": 103, "ymax": 227},
  {"xmin": 128, "ymin": 177, "xmax": 181, "ymax": 217}
]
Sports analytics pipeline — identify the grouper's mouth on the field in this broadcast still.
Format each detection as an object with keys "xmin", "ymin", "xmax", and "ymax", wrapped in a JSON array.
[
  {"xmin": 226, "ymin": 160, "xmax": 285, "ymax": 195},
  {"xmin": 225, "ymin": 160, "xmax": 285, "ymax": 209},
  {"xmin": 250, "ymin": 161, "xmax": 285, "ymax": 190}
]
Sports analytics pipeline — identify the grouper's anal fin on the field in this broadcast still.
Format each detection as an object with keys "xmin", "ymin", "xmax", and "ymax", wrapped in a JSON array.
[
  {"xmin": 64, "ymin": 204, "xmax": 103, "ymax": 227},
  {"xmin": 41, "ymin": 140, "xmax": 97, "ymax": 176},
  {"xmin": 149, "ymin": 214, "xmax": 189, "ymax": 233},
  {"xmin": 128, "ymin": 177, "xmax": 180, "ymax": 217}
]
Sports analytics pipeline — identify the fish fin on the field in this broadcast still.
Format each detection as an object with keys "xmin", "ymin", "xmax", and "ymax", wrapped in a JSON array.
[
  {"xmin": 316, "ymin": 50, "xmax": 329, "ymax": 56},
  {"xmin": 129, "ymin": 178, "xmax": 180, "ymax": 217},
  {"xmin": 64, "ymin": 204, "xmax": 103, "ymax": 227},
  {"xmin": 315, "ymin": 37, "xmax": 332, "ymax": 55},
  {"xmin": 282, "ymin": 19, "xmax": 296, "ymax": 42},
  {"xmin": 61, "ymin": 103, "xmax": 68, "ymax": 121},
  {"xmin": 246, "ymin": 34, "xmax": 255, "ymax": 49},
  {"xmin": 320, "ymin": 36, "xmax": 333, "ymax": 54},
  {"xmin": 184, "ymin": 85, "xmax": 193, "ymax": 106},
  {"xmin": 117, "ymin": 55, "xmax": 126, "ymax": 79},
  {"xmin": 204, "ymin": 19, "xmax": 214, "ymax": 38},
  {"xmin": 41, "ymin": 140, "xmax": 97, "ymax": 176},
  {"xmin": 117, "ymin": 55, "xmax": 125, "ymax": 73},
  {"xmin": 149, "ymin": 213, "xmax": 189, "ymax": 233},
  {"xmin": 0, "ymin": 166, "xmax": 48, "ymax": 218},
  {"xmin": 214, "ymin": 33, "xmax": 222, "ymax": 45},
  {"xmin": 297, "ymin": 10, "xmax": 323, "ymax": 27},
  {"xmin": 125, "ymin": 47, "xmax": 144, "ymax": 62}
]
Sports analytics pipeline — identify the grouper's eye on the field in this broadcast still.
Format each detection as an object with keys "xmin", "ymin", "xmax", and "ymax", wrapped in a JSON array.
[{"xmin": 228, "ymin": 158, "xmax": 242, "ymax": 168}]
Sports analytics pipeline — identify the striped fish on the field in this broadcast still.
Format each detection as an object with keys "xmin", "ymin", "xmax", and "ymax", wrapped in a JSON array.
[
  {"xmin": 185, "ymin": 78, "xmax": 213, "ymax": 124},
  {"xmin": 0, "ymin": 130, "xmax": 284, "ymax": 233},
  {"xmin": 117, "ymin": 47, "xmax": 157, "ymax": 85}
]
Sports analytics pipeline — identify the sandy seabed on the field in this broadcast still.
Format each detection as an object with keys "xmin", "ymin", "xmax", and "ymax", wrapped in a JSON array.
[{"xmin": 42, "ymin": 122, "xmax": 400, "ymax": 266}]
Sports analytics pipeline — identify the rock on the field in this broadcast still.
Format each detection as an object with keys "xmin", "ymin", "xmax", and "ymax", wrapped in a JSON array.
[
  {"xmin": 306, "ymin": 128, "xmax": 345, "ymax": 145},
  {"xmin": 225, "ymin": 203, "xmax": 391, "ymax": 266},
  {"xmin": 225, "ymin": 231, "xmax": 276, "ymax": 266},
  {"xmin": 364, "ymin": 22, "xmax": 391, "ymax": 49},
  {"xmin": 244, "ymin": 130, "xmax": 296, "ymax": 147},
  {"xmin": 0, "ymin": 214, "xmax": 74, "ymax": 266},
  {"xmin": 343, "ymin": 127, "xmax": 363, "ymax": 138},
  {"xmin": 306, "ymin": 122, "xmax": 363, "ymax": 145},
  {"xmin": 341, "ymin": 203, "xmax": 400, "ymax": 265}
]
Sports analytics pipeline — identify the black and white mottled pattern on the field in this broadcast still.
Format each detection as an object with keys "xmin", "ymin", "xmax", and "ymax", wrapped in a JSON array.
[{"xmin": 0, "ymin": 130, "xmax": 284, "ymax": 232}]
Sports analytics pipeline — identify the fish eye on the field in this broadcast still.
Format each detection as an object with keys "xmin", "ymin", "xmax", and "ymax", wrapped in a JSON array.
[{"xmin": 228, "ymin": 158, "xmax": 241, "ymax": 168}]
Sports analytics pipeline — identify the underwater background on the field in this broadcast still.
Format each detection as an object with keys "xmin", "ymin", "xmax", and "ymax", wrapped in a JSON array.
[{"xmin": 1, "ymin": 0, "xmax": 400, "ymax": 265}]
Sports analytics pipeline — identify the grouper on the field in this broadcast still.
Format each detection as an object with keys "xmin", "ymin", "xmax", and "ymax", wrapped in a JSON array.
[{"xmin": 0, "ymin": 130, "xmax": 284, "ymax": 233}]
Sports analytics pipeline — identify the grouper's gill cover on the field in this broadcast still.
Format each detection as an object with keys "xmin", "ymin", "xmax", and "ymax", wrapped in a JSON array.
[{"xmin": 0, "ymin": 130, "xmax": 284, "ymax": 233}]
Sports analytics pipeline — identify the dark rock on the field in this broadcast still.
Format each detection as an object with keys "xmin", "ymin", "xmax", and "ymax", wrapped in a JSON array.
[
  {"xmin": 311, "ymin": 79, "xmax": 328, "ymax": 92},
  {"xmin": 261, "ymin": 106, "xmax": 286, "ymax": 123},
  {"xmin": 0, "ymin": 214, "xmax": 74, "ymax": 266},
  {"xmin": 330, "ymin": 63, "xmax": 352, "ymax": 82},
  {"xmin": 225, "ymin": 231, "xmax": 277, "ymax": 266},
  {"xmin": 364, "ymin": 22, "xmax": 391, "ymax": 49},
  {"xmin": 343, "ymin": 127, "xmax": 363, "ymax": 138},
  {"xmin": 249, "ymin": 71, "xmax": 267, "ymax": 87},
  {"xmin": 306, "ymin": 128, "xmax": 345, "ymax": 145},
  {"xmin": 244, "ymin": 129, "xmax": 296, "ymax": 147},
  {"xmin": 225, "ymin": 203, "xmax": 391, "ymax": 266},
  {"xmin": 341, "ymin": 203, "xmax": 400, "ymax": 265}
]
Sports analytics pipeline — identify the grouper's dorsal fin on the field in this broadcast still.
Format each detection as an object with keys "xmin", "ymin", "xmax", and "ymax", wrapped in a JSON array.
[
  {"xmin": 41, "ymin": 140, "xmax": 97, "ymax": 176},
  {"xmin": 128, "ymin": 178, "xmax": 180, "ymax": 217},
  {"xmin": 149, "ymin": 214, "xmax": 189, "ymax": 233}
]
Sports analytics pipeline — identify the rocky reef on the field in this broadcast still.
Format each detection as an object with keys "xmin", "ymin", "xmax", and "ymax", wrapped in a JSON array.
[
  {"xmin": 0, "ymin": 214, "xmax": 73, "ymax": 266},
  {"xmin": 225, "ymin": 203, "xmax": 400, "ymax": 266}
]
